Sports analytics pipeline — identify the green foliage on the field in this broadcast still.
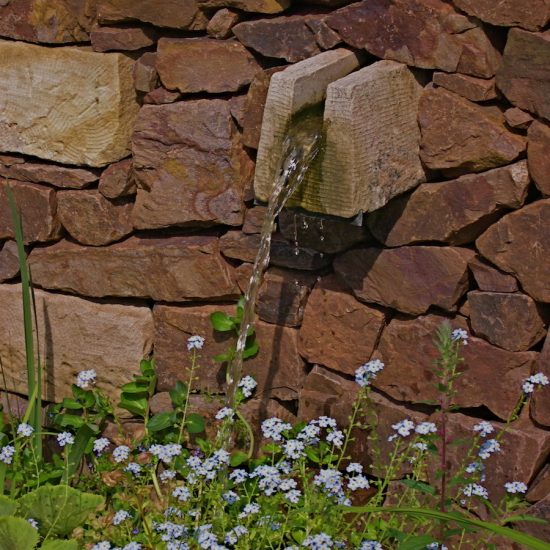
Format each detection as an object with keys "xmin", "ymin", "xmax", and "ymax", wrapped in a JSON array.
[
  {"xmin": 118, "ymin": 359, "xmax": 156, "ymax": 418},
  {"xmin": 39, "ymin": 541, "xmax": 78, "ymax": 550},
  {"xmin": 0, "ymin": 516, "xmax": 39, "ymax": 550},
  {"xmin": 0, "ymin": 496, "xmax": 16, "ymax": 517}
]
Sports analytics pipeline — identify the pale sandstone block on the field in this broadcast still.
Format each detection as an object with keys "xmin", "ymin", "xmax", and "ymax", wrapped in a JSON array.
[{"xmin": 0, "ymin": 41, "xmax": 139, "ymax": 167}]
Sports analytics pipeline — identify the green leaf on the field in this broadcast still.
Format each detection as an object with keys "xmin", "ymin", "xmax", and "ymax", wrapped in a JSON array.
[
  {"xmin": 242, "ymin": 340, "xmax": 259, "ymax": 359},
  {"xmin": 401, "ymin": 479, "xmax": 436, "ymax": 496},
  {"xmin": 0, "ymin": 516, "xmax": 39, "ymax": 550},
  {"xmin": 210, "ymin": 311, "xmax": 235, "ymax": 332},
  {"xmin": 54, "ymin": 414, "xmax": 85, "ymax": 430},
  {"xmin": 139, "ymin": 358, "xmax": 155, "ymax": 377},
  {"xmin": 66, "ymin": 424, "xmax": 96, "ymax": 482},
  {"xmin": 230, "ymin": 451, "xmax": 248, "ymax": 467},
  {"xmin": 186, "ymin": 413, "xmax": 205, "ymax": 434},
  {"xmin": 118, "ymin": 396, "xmax": 148, "ymax": 418},
  {"xmin": 147, "ymin": 412, "xmax": 174, "ymax": 432},
  {"xmin": 60, "ymin": 398, "xmax": 83, "ymax": 411},
  {"xmin": 41, "ymin": 540, "xmax": 79, "ymax": 550},
  {"xmin": 0, "ymin": 496, "xmax": 16, "ymax": 517},
  {"xmin": 397, "ymin": 535, "xmax": 437, "ymax": 550},
  {"xmin": 169, "ymin": 381, "xmax": 188, "ymax": 409},
  {"xmin": 304, "ymin": 447, "xmax": 320, "ymax": 464},
  {"xmin": 262, "ymin": 443, "xmax": 281, "ymax": 454},
  {"xmin": 213, "ymin": 352, "xmax": 232, "ymax": 363},
  {"xmin": 17, "ymin": 485, "xmax": 104, "ymax": 537},
  {"xmin": 120, "ymin": 381, "xmax": 149, "ymax": 395},
  {"xmin": 291, "ymin": 530, "xmax": 306, "ymax": 544}
]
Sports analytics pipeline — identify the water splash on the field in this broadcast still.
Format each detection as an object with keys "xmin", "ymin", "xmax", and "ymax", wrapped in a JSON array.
[{"xmin": 225, "ymin": 112, "xmax": 323, "ymax": 407}]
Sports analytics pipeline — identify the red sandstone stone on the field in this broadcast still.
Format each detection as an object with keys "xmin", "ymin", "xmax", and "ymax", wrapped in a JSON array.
[
  {"xmin": 527, "ymin": 464, "xmax": 550, "ymax": 503},
  {"xmin": 305, "ymin": 16, "xmax": 342, "ymax": 50},
  {"xmin": 504, "ymin": 107, "xmax": 534, "ymax": 131},
  {"xmin": 242, "ymin": 206, "xmax": 268, "ymax": 234},
  {"xmin": 515, "ymin": 494, "xmax": 550, "ymax": 543},
  {"xmin": 0, "ymin": 241, "xmax": 19, "ymax": 282},
  {"xmin": 133, "ymin": 52, "xmax": 158, "ymax": 93},
  {"xmin": 496, "ymin": 29, "xmax": 550, "ymax": 122},
  {"xmin": 432, "ymin": 72, "xmax": 496, "ymax": 102},
  {"xmin": 419, "ymin": 87, "xmax": 526, "ymax": 175},
  {"xmin": 157, "ymin": 38, "xmax": 261, "ymax": 94},
  {"xmin": 57, "ymin": 190, "xmax": 133, "ymax": 246},
  {"xmin": 91, "ymin": 25, "xmax": 156, "ymax": 52},
  {"xmin": 334, "ymin": 246, "xmax": 474, "ymax": 315},
  {"xmin": 299, "ymin": 275, "xmax": 386, "ymax": 376},
  {"xmin": 0, "ymin": 180, "xmax": 61, "ymax": 244},
  {"xmin": 28, "ymin": 235, "xmax": 238, "ymax": 301},
  {"xmin": 468, "ymin": 291, "xmax": 546, "ymax": 352},
  {"xmin": 197, "ymin": 0, "xmax": 290, "ymax": 13},
  {"xmin": 476, "ymin": 200, "xmax": 550, "ymax": 303},
  {"xmin": 374, "ymin": 314, "xmax": 536, "ymax": 419},
  {"xmin": 327, "ymin": 0, "xmax": 501, "ymax": 77},
  {"xmin": 98, "ymin": 158, "xmax": 136, "ymax": 199},
  {"xmin": 531, "ymin": 333, "xmax": 550, "ymax": 428},
  {"xmin": 229, "ymin": 96, "xmax": 248, "ymax": 129},
  {"xmin": 142, "ymin": 88, "xmax": 181, "ymax": 105},
  {"xmin": 468, "ymin": 256, "xmax": 518, "ymax": 293},
  {"xmin": 207, "ymin": 8, "xmax": 240, "ymax": 39},
  {"xmin": 528, "ymin": 120, "xmax": 550, "ymax": 196},
  {"xmin": 368, "ymin": 162, "xmax": 529, "ymax": 246},
  {"xmin": 154, "ymin": 304, "xmax": 306, "ymax": 400}
]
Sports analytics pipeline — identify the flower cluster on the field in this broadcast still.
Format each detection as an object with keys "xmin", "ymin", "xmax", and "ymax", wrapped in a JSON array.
[
  {"xmin": 504, "ymin": 481, "xmax": 528, "ymax": 494},
  {"xmin": 522, "ymin": 372, "xmax": 549, "ymax": 394},
  {"xmin": 187, "ymin": 335, "xmax": 205, "ymax": 351},
  {"xmin": 355, "ymin": 359, "xmax": 384, "ymax": 387},
  {"xmin": 76, "ymin": 369, "xmax": 97, "ymax": 389}
]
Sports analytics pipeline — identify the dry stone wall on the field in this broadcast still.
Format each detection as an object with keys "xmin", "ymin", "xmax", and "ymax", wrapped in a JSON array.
[{"xmin": 0, "ymin": 0, "xmax": 549, "ymax": 518}]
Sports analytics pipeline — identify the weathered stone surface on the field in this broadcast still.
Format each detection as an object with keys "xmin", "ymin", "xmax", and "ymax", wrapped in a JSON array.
[
  {"xmin": 207, "ymin": 8, "xmax": 240, "ymax": 39},
  {"xmin": 279, "ymin": 210, "xmax": 370, "ymax": 253},
  {"xmin": 220, "ymin": 231, "xmax": 332, "ymax": 271},
  {"xmin": 233, "ymin": 15, "xmax": 321, "ymax": 62},
  {"xmin": 98, "ymin": 158, "xmax": 136, "ymax": 199},
  {"xmin": 327, "ymin": 0, "xmax": 501, "ymax": 77},
  {"xmin": 154, "ymin": 304, "xmax": 306, "ymax": 400},
  {"xmin": 419, "ymin": 87, "xmax": 526, "ymax": 175},
  {"xmin": 515, "ymin": 494, "xmax": 550, "ymax": 543},
  {"xmin": 143, "ymin": 87, "xmax": 181, "ymax": 105},
  {"xmin": 531, "ymin": 332, "xmax": 550, "ymax": 427},
  {"xmin": 368, "ymin": 161, "xmax": 530, "ymax": 246},
  {"xmin": 374, "ymin": 314, "xmax": 536, "ymax": 419},
  {"xmin": 504, "ymin": 107, "xmax": 534, "ymax": 131},
  {"xmin": 0, "ymin": 284, "xmax": 153, "ymax": 402},
  {"xmin": 28, "ymin": 236, "xmax": 238, "ymax": 301},
  {"xmin": 236, "ymin": 264, "xmax": 316, "ymax": 327},
  {"xmin": 306, "ymin": 16, "xmax": 342, "ymax": 50},
  {"xmin": 229, "ymin": 96, "xmax": 248, "ymax": 129},
  {"xmin": 0, "ymin": 157, "xmax": 98, "ymax": 189},
  {"xmin": 528, "ymin": 121, "xmax": 550, "ymax": 196},
  {"xmin": 133, "ymin": 52, "xmax": 157, "ymax": 93},
  {"xmin": 242, "ymin": 206, "xmax": 268, "ymax": 234},
  {"xmin": 468, "ymin": 256, "xmax": 518, "ymax": 293},
  {"xmin": 299, "ymin": 275, "xmax": 386, "ymax": 376},
  {"xmin": 334, "ymin": 246, "xmax": 474, "ymax": 315},
  {"xmin": 453, "ymin": 0, "xmax": 550, "ymax": 32},
  {"xmin": 91, "ymin": 25, "xmax": 156, "ymax": 52},
  {"xmin": 197, "ymin": 0, "xmax": 289, "ymax": 13},
  {"xmin": 157, "ymin": 38, "xmax": 261, "ymax": 94},
  {"xmin": 132, "ymin": 100, "xmax": 250, "ymax": 229},
  {"xmin": 57, "ymin": 190, "xmax": 133, "ymax": 246},
  {"xmin": 477, "ymin": 200, "xmax": 550, "ymax": 303},
  {"xmin": 432, "ymin": 72, "xmax": 496, "ymax": 102},
  {"xmin": 0, "ymin": 180, "xmax": 61, "ymax": 243},
  {"xmin": 0, "ymin": 241, "xmax": 19, "ymax": 282},
  {"xmin": 97, "ymin": 0, "xmax": 202, "ymax": 29},
  {"xmin": 496, "ymin": 29, "xmax": 550, "ymax": 122},
  {"xmin": 0, "ymin": 41, "xmax": 139, "ymax": 167},
  {"xmin": 0, "ymin": 0, "xmax": 94, "ymax": 43},
  {"xmin": 468, "ymin": 291, "xmax": 546, "ymax": 352},
  {"xmin": 527, "ymin": 464, "xmax": 550, "ymax": 502}
]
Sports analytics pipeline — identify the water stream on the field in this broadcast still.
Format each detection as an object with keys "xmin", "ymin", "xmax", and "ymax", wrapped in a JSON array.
[{"xmin": 225, "ymin": 110, "xmax": 323, "ymax": 408}]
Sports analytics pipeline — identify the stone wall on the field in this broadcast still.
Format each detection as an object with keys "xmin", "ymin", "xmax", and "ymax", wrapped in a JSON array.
[{"xmin": 0, "ymin": 0, "xmax": 549, "ymax": 514}]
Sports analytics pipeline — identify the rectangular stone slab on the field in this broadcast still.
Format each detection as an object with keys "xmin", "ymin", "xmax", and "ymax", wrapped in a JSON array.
[{"xmin": 0, "ymin": 41, "xmax": 139, "ymax": 167}]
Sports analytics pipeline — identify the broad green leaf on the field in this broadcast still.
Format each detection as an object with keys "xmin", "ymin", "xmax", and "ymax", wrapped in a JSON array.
[
  {"xmin": 304, "ymin": 447, "xmax": 320, "ymax": 464},
  {"xmin": 17, "ymin": 485, "xmax": 104, "ymax": 537},
  {"xmin": 230, "ymin": 451, "xmax": 248, "ymax": 467},
  {"xmin": 401, "ymin": 479, "xmax": 436, "ymax": 495},
  {"xmin": 169, "ymin": 381, "xmax": 188, "ymax": 409},
  {"xmin": 118, "ymin": 396, "xmax": 148, "ymax": 418},
  {"xmin": 139, "ymin": 358, "xmax": 155, "ymax": 377},
  {"xmin": 147, "ymin": 412, "xmax": 174, "ymax": 432},
  {"xmin": 41, "ymin": 540, "xmax": 78, "ymax": 550},
  {"xmin": 66, "ymin": 424, "xmax": 96, "ymax": 482},
  {"xmin": 210, "ymin": 311, "xmax": 235, "ymax": 332},
  {"xmin": 0, "ymin": 516, "xmax": 39, "ymax": 550},
  {"xmin": 60, "ymin": 398, "xmax": 83, "ymax": 411},
  {"xmin": 120, "ymin": 381, "xmax": 149, "ymax": 395},
  {"xmin": 186, "ymin": 413, "xmax": 205, "ymax": 434},
  {"xmin": 54, "ymin": 414, "xmax": 85, "ymax": 430},
  {"xmin": 0, "ymin": 496, "xmax": 16, "ymax": 516},
  {"xmin": 242, "ymin": 340, "xmax": 259, "ymax": 359},
  {"xmin": 397, "ymin": 535, "xmax": 437, "ymax": 550},
  {"xmin": 213, "ymin": 352, "xmax": 232, "ymax": 363}
]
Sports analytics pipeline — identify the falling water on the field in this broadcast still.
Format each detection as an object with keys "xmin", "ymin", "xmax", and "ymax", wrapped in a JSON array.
[{"xmin": 225, "ymin": 110, "xmax": 323, "ymax": 407}]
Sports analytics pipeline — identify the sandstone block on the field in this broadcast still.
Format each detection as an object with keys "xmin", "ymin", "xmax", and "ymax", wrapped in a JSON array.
[
  {"xmin": 515, "ymin": 494, "xmax": 550, "ymax": 543},
  {"xmin": 132, "ymin": 100, "xmax": 249, "ymax": 229},
  {"xmin": 0, "ymin": 180, "xmax": 61, "ymax": 244},
  {"xmin": 0, "ymin": 284, "xmax": 153, "ymax": 402},
  {"xmin": 28, "ymin": 236, "xmax": 238, "ymax": 301},
  {"xmin": 532, "ymin": 333, "xmax": 550, "ymax": 427},
  {"xmin": 528, "ymin": 120, "xmax": 550, "ymax": 196},
  {"xmin": 504, "ymin": 107, "xmax": 534, "ymax": 130},
  {"xmin": 368, "ymin": 161, "xmax": 530, "ymax": 246},
  {"xmin": 468, "ymin": 256, "xmax": 518, "ymax": 293},
  {"xmin": 157, "ymin": 38, "xmax": 261, "ymax": 94},
  {"xmin": 334, "ymin": 246, "xmax": 474, "ymax": 315},
  {"xmin": 207, "ymin": 8, "xmax": 240, "ymax": 39},
  {"xmin": 327, "ymin": 0, "xmax": 501, "ymax": 77},
  {"xmin": 143, "ymin": 87, "xmax": 181, "ymax": 105},
  {"xmin": 306, "ymin": 16, "xmax": 342, "ymax": 50},
  {"xmin": 453, "ymin": 0, "xmax": 550, "ymax": 32},
  {"xmin": 496, "ymin": 29, "xmax": 550, "ymax": 121},
  {"xmin": 133, "ymin": 52, "xmax": 158, "ymax": 93},
  {"xmin": 0, "ymin": 41, "xmax": 139, "ymax": 167},
  {"xmin": 476, "ymin": 200, "xmax": 550, "ymax": 303},
  {"xmin": 154, "ymin": 304, "xmax": 306, "ymax": 400},
  {"xmin": 374, "ymin": 314, "xmax": 536, "ymax": 419},
  {"xmin": 468, "ymin": 291, "xmax": 546, "ymax": 352},
  {"xmin": 299, "ymin": 275, "xmax": 386, "ymax": 376},
  {"xmin": 0, "ymin": 241, "xmax": 19, "ymax": 282},
  {"xmin": 242, "ymin": 206, "xmax": 268, "ymax": 234},
  {"xmin": 0, "ymin": 0, "xmax": 93, "ymax": 43},
  {"xmin": 432, "ymin": 72, "xmax": 496, "ymax": 102},
  {"xmin": 98, "ymin": 158, "xmax": 136, "ymax": 199},
  {"xmin": 419, "ymin": 87, "xmax": 526, "ymax": 175},
  {"xmin": 91, "ymin": 25, "xmax": 156, "ymax": 52},
  {"xmin": 197, "ymin": 0, "xmax": 289, "ymax": 13},
  {"xmin": 57, "ymin": 190, "xmax": 133, "ymax": 246}
]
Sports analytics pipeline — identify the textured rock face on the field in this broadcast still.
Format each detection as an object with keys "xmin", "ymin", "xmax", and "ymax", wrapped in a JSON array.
[
  {"xmin": 57, "ymin": 190, "xmax": 133, "ymax": 246},
  {"xmin": 91, "ymin": 25, "xmax": 156, "ymax": 52},
  {"xmin": 334, "ymin": 246, "xmax": 474, "ymax": 315},
  {"xmin": 453, "ymin": 0, "xmax": 550, "ymax": 32},
  {"xmin": 197, "ymin": 0, "xmax": 290, "ymax": 13},
  {"xmin": 468, "ymin": 291, "xmax": 546, "ymax": 352},
  {"xmin": 374, "ymin": 314, "xmax": 536, "ymax": 419},
  {"xmin": 532, "ymin": 333, "xmax": 550, "ymax": 427},
  {"xmin": 157, "ymin": 38, "xmax": 261, "ymax": 94},
  {"xmin": 207, "ymin": 8, "xmax": 241, "ymax": 39},
  {"xmin": 327, "ymin": 0, "xmax": 501, "ymax": 77},
  {"xmin": 0, "ymin": 180, "xmax": 61, "ymax": 244},
  {"xmin": 0, "ymin": 284, "xmax": 153, "ymax": 402},
  {"xmin": 98, "ymin": 158, "xmax": 136, "ymax": 199},
  {"xmin": 0, "ymin": 241, "xmax": 19, "ymax": 282},
  {"xmin": 505, "ymin": 107, "xmax": 534, "ymax": 130},
  {"xmin": 468, "ymin": 256, "xmax": 518, "ymax": 293},
  {"xmin": 496, "ymin": 29, "xmax": 550, "ymax": 121},
  {"xmin": 28, "ymin": 236, "xmax": 237, "ymax": 301},
  {"xmin": 154, "ymin": 304, "xmax": 306, "ymax": 400},
  {"xmin": 368, "ymin": 162, "xmax": 530, "ymax": 246},
  {"xmin": 476, "ymin": 200, "xmax": 550, "ymax": 303},
  {"xmin": 432, "ymin": 72, "xmax": 496, "ymax": 102},
  {"xmin": 133, "ymin": 52, "xmax": 158, "ymax": 93},
  {"xmin": 528, "ymin": 121, "xmax": 550, "ymax": 196},
  {"xmin": 419, "ymin": 87, "xmax": 526, "ymax": 175},
  {"xmin": 0, "ymin": 0, "xmax": 94, "ymax": 43},
  {"xmin": 132, "ymin": 100, "xmax": 250, "ymax": 229},
  {"xmin": 299, "ymin": 276, "xmax": 386, "ymax": 376},
  {"xmin": 0, "ymin": 41, "xmax": 139, "ymax": 167}
]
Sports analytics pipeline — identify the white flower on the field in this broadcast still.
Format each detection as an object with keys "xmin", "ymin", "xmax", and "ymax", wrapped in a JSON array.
[
  {"xmin": 348, "ymin": 474, "xmax": 370, "ymax": 491},
  {"xmin": 504, "ymin": 481, "xmax": 528, "ymax": 494},
  {"xmin": 283, "ymin": 439, "xmax": 305, "ymax": 459},
  {"xmin": 346, "ymin": 462, "xmax": 363, "ymax": 474},
  {"xmin": 229, "ymin": 469, "xmax": 248, "ymax": 484},
  {"xmin": 523, "ymin": 372, "xmax": 549, "ymax": 393},
  {"xmin": 112, "ymin": 510, "xmax": 131, "ymax": 525},
  {"xmin": 0, "ymin": 445, "xmax": 15, "ymax": 465},
  {"xmin": 238, "ymin": 502, "xmax": 260, "ymax": 519},
  {"xmin": 112, "ymin": 445, "xmax": 130, "ymax": 463},
  {"xmin": 451, "ymin": 328, "xmax": 468, "ymax": 345},
  {"xmin": 93, "ymin": 437, "xmax": 110, "ymax": 455},
  {"xmin": 473, "ymin": 421, "xmax": 494, "ymax": 438},
  {"xmin": 314, "ymin": 469, "xmax": 343, "ymax": 495},
  {"xmin": 76, "ymin": 369, "xmax": 97, "ymax": 389},
  {"xmin": 478, "ymin": 439, "xmax": 500, "ymax": 460},
  {"xmin": 172, "ymin": 485, "xmax": 191, "ymax": 502},
  {"xmin": 160, "ymin": 470, "xmax": 176, "ymax": 482},
  {"xmin": 122, "ymin": 544, "xmax": 142, "ymax": 550},
  {"xmin": 91, "ymin": 543, "xmax": 112, "ymax": 550},
  {"xmin": 303, "ymin": 533, "xmax": 334, "ymax": 549},
  {"xmin": 359, "ymin": 542, "xmax": 383, "ymax": 550},
  {"xmin": 415, "ymin": 422, "xmax": 437, "ymax": 435},
  {"xmin": 125, "ymin": 462, "xmax": 141, "ymax": 476},
  {"xmin": 57, "ymin": 432, "xmax": 74, "ymax": 447},
  {"xmin": 285, "ymin": 489, "xmax": 301, "ymax": 503},
  {"xmin": 238, "ymin": 375, "xmax": 257, "ymax": 398},
  {"xmin": 225, "ymin": 525, "xmax": 248, "ymax": 545},
  {"xmin": 463, "ymin": 483, "xmax": 489, "ymax": 499},
  {"xmin": 388, "ymin": 419, "xmax": 415, "ymax": 441},
  {"xmin": 27, "ymin": 518, "xmax": 39, "ymax": 529},
  {"xmin": 215, "ymin": 407, "xmax": 234, "ymax": 421},
  {"xmin": 17, "ymin": 423, "xmax": 34, "ymax": 437},
  {"xmin": 426, "ymin": 544, "xmax": 448, "ymax": 550},
  {"xmin": 355, "ymin": 359, "xmax": 384, "ymax": 387},
  {"xmin": 150, "ymin": 444, "xmax": 182, "ymax": 464},
  {"xmin": 222, "ymin": 490, "xmax": 239, "ymax": 504},
  {"xmin": 261, "ymin": 417, "xmax": 292, "ymax": 442},
  {"xmin": 413, "ymin": 442, "xmax": 428, "ymax": 452},
  {"xmin": 326, "ymin": 429, "xmax": 344, "ymax": 447},
  {"xmin": 315, "ymin": 416, "xmax": 337, "ymax": 429},
  {"xmin": 187, "ymin": 335, "xmax": 205, "ymax": 351}
]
